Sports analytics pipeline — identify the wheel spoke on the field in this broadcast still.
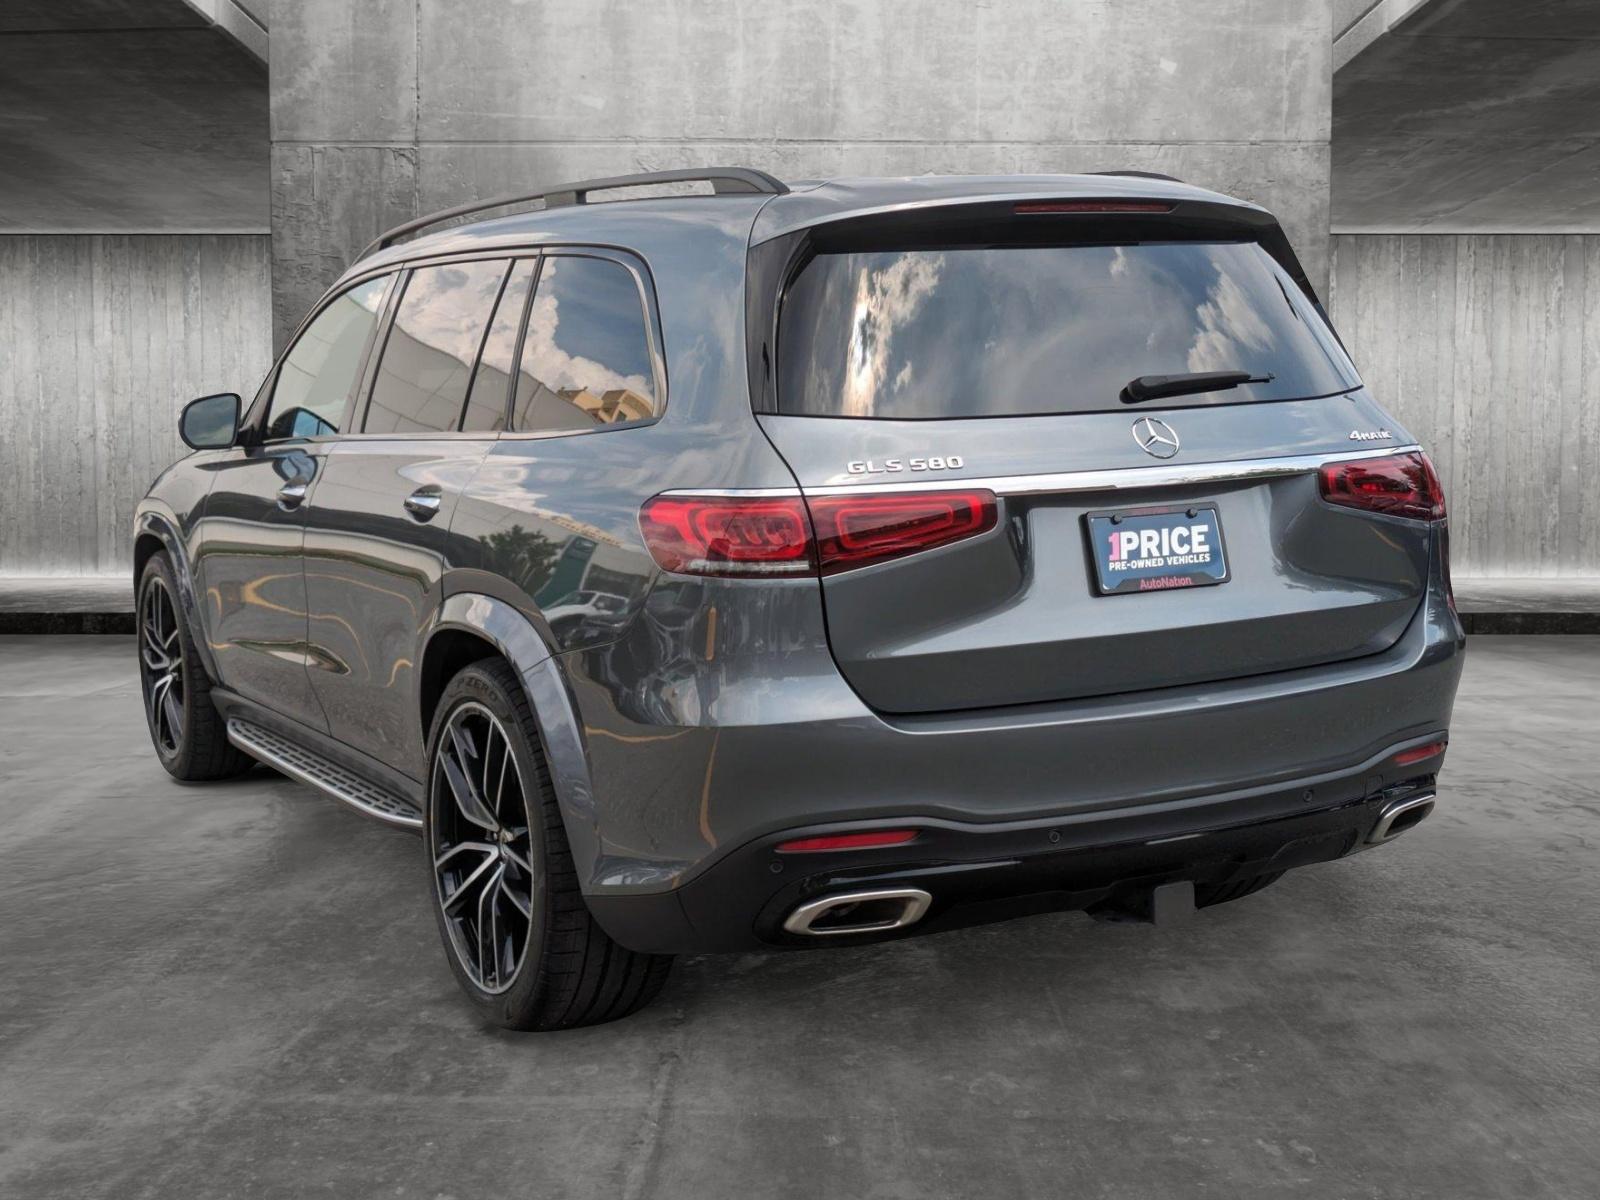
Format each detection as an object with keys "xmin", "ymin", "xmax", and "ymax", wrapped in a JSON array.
[
  {"xmin": 444, "ymin": 723, "xmax": 498, "ymax": 830},
  {"xmin": 161, "ymin": 681, "xmax": 183, "ymax": 743},
  {"xmin": 488, "ymin": 867, "xmax": 504, "ymax": 981},
  {"xmin": 491, "ymin": 731, "xmax": 511, "ymax": 821},
  {"xmin": 441, "ymin": 851, "xmax": 498, "ymax": 913},
  {"xmin": 500, "ymin": 844, "xmax": 534, "ymax": 879},
  {"xmin": 476, "ymin": 863, "xmax": 503, "ymax": 984},
  {"xmin": 433, "ymin": 841, "xmax": 496, "ymax": 872},
  {"xmin": 498, "ymin": 875, "xmax": 532, "ymax": 919}
]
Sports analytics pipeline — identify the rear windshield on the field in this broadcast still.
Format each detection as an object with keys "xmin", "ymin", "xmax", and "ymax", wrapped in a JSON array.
[{"xmin": 775, "ymin": 241, "xmax": 1359, "ymax": 418}]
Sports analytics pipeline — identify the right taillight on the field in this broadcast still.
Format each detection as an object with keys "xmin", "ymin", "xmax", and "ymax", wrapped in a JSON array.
[
  {"xmin": 639, "ymin": 488, "xmax": 998, "ymax": 578},
  {"xmin": 1318, "ymin": 451, "xmax": 1446, "ymax": 522}
]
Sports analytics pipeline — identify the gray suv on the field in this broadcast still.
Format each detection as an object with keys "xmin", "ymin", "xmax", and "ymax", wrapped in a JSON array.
[{"xmin": 134, "ymin": 169, "xmax": 1464, "ymax": 1029}]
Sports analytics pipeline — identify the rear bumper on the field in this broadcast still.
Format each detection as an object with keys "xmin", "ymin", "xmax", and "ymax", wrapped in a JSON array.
[
  {"xmin": 590, "ymin": 755, "xmax": 1443, "ymax": 954},
  {"xmin": 572, "ymin": 560, "xmax": 1464, "ymax": 915}
]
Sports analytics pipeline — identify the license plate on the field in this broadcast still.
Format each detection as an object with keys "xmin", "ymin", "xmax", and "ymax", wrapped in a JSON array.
[{"xmin": 1085, "ymin": 504, "xmax": 1229, "ymax": 595}]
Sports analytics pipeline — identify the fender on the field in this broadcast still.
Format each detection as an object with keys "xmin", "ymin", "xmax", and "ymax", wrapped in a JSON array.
[
  {"xmin": 424, "ymin": 592, "xmax": 604, "ymax": 892},
  {"xmin": 133, "ymin": 505, "xmax": 221, "ymax": 684}
]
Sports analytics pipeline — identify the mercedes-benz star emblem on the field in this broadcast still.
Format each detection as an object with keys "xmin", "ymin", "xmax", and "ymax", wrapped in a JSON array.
[{"xmin": 1132, "ymin": 416, "xmax": 1181, "ymax": 459}]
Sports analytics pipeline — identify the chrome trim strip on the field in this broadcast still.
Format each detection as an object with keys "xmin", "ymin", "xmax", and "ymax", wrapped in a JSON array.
[
  {"xmin": 663, "ymin": 445, "xmax": 1421, "ymax": 499},
  {"xmin": 808, "ymin": 445, "xmax": 1423, "ymax": 496},
  {"xmin": 227, "ymin": 718, "xmax": 424, "ymax": 832}
]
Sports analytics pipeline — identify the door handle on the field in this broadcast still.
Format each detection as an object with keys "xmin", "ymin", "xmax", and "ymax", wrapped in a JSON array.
[
  {"xmin": 277, "ymin": 482, "xmax": 308, "ymax": 510},
  {"xmin": 404, "ymin": 489, "xmax": 442, "ymax": 521}
]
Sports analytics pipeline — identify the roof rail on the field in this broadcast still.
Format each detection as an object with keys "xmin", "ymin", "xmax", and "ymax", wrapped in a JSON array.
[
  {"xmin": 1087, "ymin": 170, "xmax": 1186, "ymax": 184},
  {"xmin": 356, "ymin": 167, "xmax": 789, "ymax": 261}
]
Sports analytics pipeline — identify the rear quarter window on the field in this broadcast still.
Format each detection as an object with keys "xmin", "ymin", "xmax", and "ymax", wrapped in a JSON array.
[
  {"xmin": 776, "ymin": 241, "xmax": 1359, "ymax": 419},
  {"xmin": 511, "ymin": 255, "xmax": 659, "ymax": 434}
]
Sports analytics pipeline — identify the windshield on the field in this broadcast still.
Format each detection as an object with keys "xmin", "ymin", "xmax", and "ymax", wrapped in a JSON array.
[{"xmin": 776, "ymin": 241, "xmax": 1359, "ymax": 418}]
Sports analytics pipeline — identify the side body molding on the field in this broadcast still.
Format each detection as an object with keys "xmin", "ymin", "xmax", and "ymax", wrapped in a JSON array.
[
  {"xmin": 134, "ymin": 506, "xmax": 221, "ymax": 683},
  {"xmin": 426, "ymin": 592, "xmax": 603, "ymax": 890}
]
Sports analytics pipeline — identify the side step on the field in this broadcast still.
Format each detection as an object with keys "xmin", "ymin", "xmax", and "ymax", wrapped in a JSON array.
[{"xmin": 227, "ymin": 718, "xmax": 423, "ymax": 832}]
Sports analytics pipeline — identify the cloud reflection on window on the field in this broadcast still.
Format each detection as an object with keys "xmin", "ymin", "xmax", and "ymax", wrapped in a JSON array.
[
  {"xmin": 513, "ymin": 257, "xmax": 658, "ymax": 432},
  {"xmin": 778, "ymin": 242, "xmax": 1357, "ymax": 418},
  {"xmin": 840, "ymin": 252, "xmax": 944, "ymax": 417}
]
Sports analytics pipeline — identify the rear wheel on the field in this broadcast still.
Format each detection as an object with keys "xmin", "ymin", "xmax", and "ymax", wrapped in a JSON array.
[
  {"xmin": 137, "ymin": 553, "xmax": 253, "ymax": 781},
  {"xmin": 424, "ymin": 660, "xmax": 672, "ymax": 1030},
  {"xmin": 1196, "ymin": 871, "xmax": 1284, "ymax": 908}
]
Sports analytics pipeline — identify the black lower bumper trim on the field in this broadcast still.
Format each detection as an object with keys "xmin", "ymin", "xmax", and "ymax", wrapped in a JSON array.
[{"xmin": 587, "ymin": 769, "xmax": 1439, "ymax": 955}]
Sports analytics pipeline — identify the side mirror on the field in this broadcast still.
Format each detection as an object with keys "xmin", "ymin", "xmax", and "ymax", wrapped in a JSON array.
[{"xmin": 180, "ymin": 393, "xmax": 240, "ymax": 450}]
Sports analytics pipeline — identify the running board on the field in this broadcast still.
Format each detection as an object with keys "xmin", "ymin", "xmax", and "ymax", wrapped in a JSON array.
[{"xmin": 227, "ymin": 718, "xmax": 423, "ymax": 832}]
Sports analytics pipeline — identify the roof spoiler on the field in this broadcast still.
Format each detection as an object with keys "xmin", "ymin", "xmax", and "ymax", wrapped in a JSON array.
[
  {"xmin": 1087, "ymin": 170, "xmax": 1187, "ymax": 183},
  {"xmin": 356, "ymin": 167, "xmax": 788, "ymax": 262}
]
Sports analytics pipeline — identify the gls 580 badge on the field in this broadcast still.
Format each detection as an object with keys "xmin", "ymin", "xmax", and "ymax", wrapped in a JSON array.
[{"xmin": 1083, "ymin": 504, "xmax": 1231, "ymax": 595}]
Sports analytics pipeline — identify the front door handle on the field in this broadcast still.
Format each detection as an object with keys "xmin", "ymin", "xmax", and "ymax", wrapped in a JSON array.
[
  {"xmin": 404, "ymin": 489, "xmax": 442, "ymax": 521},
  {"xmin": 277, "ymin": 482, "xmax": 308, "ymax": 510}
]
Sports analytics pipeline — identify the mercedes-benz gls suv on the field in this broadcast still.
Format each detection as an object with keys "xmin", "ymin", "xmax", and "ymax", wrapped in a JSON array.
[{"xmin": 135, "ymin": 169, "xmax": 1464, "ymax": 1029}]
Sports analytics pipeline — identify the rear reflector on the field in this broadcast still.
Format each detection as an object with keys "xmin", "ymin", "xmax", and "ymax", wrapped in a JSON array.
[
  {"xmin": 1318, "ymin": 451, "xmax": 1446, "ymax": 522},
  {"xmin": 1014, "ymin": 200, "xmax": 1176, "ymax": 215},
  {"xmin": 1393, "ymin": 740, "xmax": 1447, "ymax": 767},
  {"xmin": 639, "ymin": 489, "xmax": 997, "ymax": 578},
  {"xmin": 776, "ymin": 829, "xmax": 919, "ymax": 853}
]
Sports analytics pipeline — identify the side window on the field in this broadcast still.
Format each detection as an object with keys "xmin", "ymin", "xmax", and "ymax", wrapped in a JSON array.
[
  {"xmin": 364, "ymin": 259, "xmax": 508, "ymax": 435},
  {"xmin": 511, "ymin": 256, "xmax": 659, "ymax": 434},
  {"xmin": 266, "ymin": 274, "xmax": 391, "ymax": 440},
  {"xmin": 460, "ymin": 259, "xmax": 537, "ymax": 433}
]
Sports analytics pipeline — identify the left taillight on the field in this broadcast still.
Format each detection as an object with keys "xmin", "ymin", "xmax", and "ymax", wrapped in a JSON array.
[
  {"xmin": 1318, "ymin": 451, "xmax": 1446, "ymax": 522},
  {"xmin": 637, "ymin": 495, "xmax": 815, "ymax": 577},
  {"xmin": 639, "ymin": 489, "xmax": 998, "ymax": 578}
]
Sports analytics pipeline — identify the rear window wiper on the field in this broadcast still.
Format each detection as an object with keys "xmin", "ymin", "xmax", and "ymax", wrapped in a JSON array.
[{"xmin": 1121, "ymin": 371, "xmax": 1275, "ymax": 404}]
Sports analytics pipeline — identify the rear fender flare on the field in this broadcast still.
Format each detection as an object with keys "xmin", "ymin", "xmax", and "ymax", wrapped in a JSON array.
[{"xmin": 426, "ymin": 592, "xmax": 601, "ymax": 886}]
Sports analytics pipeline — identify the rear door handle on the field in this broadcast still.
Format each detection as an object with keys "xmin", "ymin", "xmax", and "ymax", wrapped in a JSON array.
[
  {"xmin": 277, "ymin": 482, "xmax": 308, "ymax": 509},
  {"xmin": 404, "ymin": 489, "xmax": 442, "ymax": 521}
]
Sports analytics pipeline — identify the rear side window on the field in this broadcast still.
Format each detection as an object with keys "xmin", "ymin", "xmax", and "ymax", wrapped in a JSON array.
[
  {"xmin": 364, "ymin": 259, "xmax": 508, "ymax": 435},
  {"xmin": 266, "ymin": 273, "xmax": 390, "ymax": 439},
  {"xmin": 511, "ymin": 256, "xmax": 658, "ymax": 434},
  {"xmin": 776, "ymin": 242, "xmax": 1360, "ymax": 419}
]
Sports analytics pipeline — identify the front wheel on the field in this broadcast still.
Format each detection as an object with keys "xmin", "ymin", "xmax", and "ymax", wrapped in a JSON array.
[
  {"xmin": 137, "ymin": 553, "xmax": 253, "ymax": 781},
  {"xmin": 424, "ymin": 660, "xmax": 672, "ymax": 1030}
]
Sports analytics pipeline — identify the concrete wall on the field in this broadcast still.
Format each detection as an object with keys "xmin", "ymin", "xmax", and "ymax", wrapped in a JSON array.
[
  {"xmin": 271, "ymin": 0, "xmax": 1333, "ymax": 347},
  {"xmin": 1330, "ymin": 234, "xmax": 1600, "ymax": 578},
  {"xmin": 0, "ymin": 7, "xmax": 269, "ymax": 232},
  {"xmin": 0, "ymin": 235, "xmax": 273, "ymax": 576}
]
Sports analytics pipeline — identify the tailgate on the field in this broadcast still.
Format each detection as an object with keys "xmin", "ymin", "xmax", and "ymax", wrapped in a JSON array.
[{"xmin": 759, "ymin": 399, "xmax": 1429, "ymax": 715}]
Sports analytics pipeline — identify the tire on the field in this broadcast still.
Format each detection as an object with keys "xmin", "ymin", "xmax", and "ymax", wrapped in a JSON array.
[
  {"xmin": 424, "ymin": 659, "xmax": 672, "ymax": 1030},
  {"xmin": 137, "ymin": 552, "xmax": 254, "ymax": 781},
  {"xmin": 1196, "ymin": 871, "xmax": 1284, "ymax": 909}
]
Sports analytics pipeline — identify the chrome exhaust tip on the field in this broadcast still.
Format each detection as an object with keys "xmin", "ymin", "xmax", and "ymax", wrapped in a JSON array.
[
  {"xmin": 782, "ymin": 888, "xmax": 933, "ymax": 937},
  {"xmin": 1367, "ymin": 791, "xmax": 1437, "ymax": 845}
]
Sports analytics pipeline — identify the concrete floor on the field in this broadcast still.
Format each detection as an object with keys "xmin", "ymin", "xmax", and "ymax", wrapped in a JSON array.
[{"xmin": 1, "ymin": 637, "xmax": 1597, "ymax": 1199}]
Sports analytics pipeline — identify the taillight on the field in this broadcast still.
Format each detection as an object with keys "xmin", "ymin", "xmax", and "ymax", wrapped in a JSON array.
[
  {"xmin": 638, "ymin": 495, "xmax": 814, "ymax": 577},
  {"xmin": 808, "ymin": 490, "xmax": 997, "ymax": 574},
  {"xmin": 639, "ymin": 489, "xmax": 997, "ymax": 578},
  {"xmin": 1318, "ymin": 451, "xmax": 1445, "ymax": 522}
]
